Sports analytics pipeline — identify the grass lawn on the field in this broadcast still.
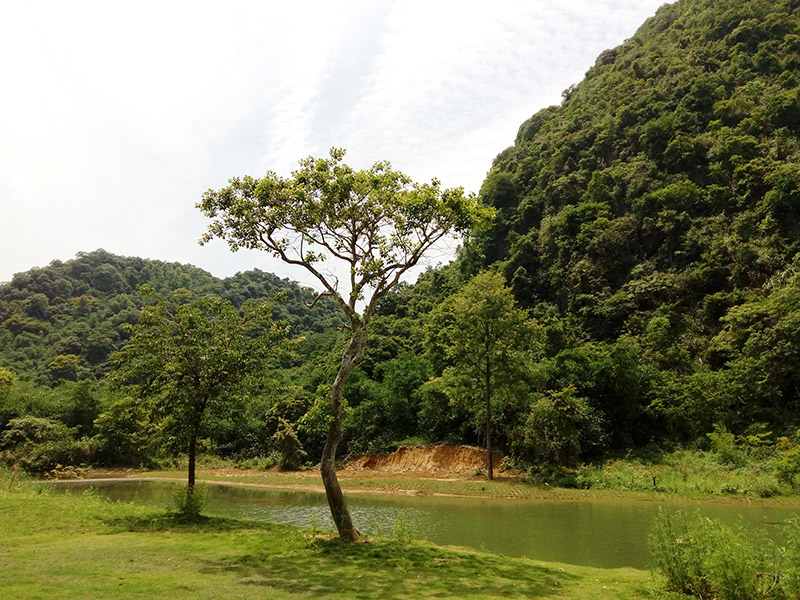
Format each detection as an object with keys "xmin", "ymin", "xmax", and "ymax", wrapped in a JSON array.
[{"xmin": 0, "ymin": 476, "xmax": 684, "ymax": 599}]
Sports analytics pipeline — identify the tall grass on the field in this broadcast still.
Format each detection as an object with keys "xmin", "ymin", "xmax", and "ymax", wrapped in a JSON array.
[
  {"xmin": 575, "ymin": 449, "xmax": 787, "ymax": 498},
  {"xmin": 0, "ymin": 465, "xmax": 33, "ymax": 493},
  {"xmin": 649, "ymin": 509, "xmax": 800, "ymax": 599}
]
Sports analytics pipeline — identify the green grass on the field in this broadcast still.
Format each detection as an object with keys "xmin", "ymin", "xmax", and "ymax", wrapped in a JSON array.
[
  {"xmin": 573, "ymin": 449, "xmax": 793, "ymax": 500},
  {"xmin": 0, "ymin": 469, "xmax": 679, "ymax": 599}
]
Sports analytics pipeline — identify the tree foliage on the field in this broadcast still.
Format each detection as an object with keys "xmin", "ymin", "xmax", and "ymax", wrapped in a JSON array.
[
  {"xmin": 0, "ymin": 250, "xmax": 341, "ymax": 385},
  {"xmin": 426, "ymin": 271, "xmax": 541, "ymax": 478},
  {"xmin": 523, "ymin": 386, "xmax": 604, "ymax": 468},
  {"xmin": 110, "ymin": 288, "xmax": 292, "ymax": 491},
  {"xmin": 199, "ymin": 148, "xmax": 488, "ymax": 539},
  {"xmin": 464, "ymin": 0, "xmax": 800, "ymax": 444}
]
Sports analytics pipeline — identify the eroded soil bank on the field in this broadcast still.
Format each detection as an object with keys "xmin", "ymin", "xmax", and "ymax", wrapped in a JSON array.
[{"xmin": 342, "ymin": 444, "xmax": 512, "ymax": 477}]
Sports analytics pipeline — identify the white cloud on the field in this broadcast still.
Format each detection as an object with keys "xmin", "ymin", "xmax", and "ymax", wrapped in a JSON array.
[{"xmin": 0, "ymin": 0, "xmax": 668, "ymax": 287}]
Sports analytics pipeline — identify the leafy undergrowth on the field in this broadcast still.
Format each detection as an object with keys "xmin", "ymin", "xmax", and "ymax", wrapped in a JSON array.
[
  {"xmin": 0, "ymin": 469, "xmax": 674, "ymax": 600},
  {"xmin": 650, "ymin": 509, "xmax": 800, "ymax": 600},
  {"xmin": 572, "ymin": 449, "xmax": 796, "ymax": 500}
]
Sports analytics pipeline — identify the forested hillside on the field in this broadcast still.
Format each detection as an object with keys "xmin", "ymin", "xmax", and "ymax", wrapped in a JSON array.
[
  {"xmin": 0, "ymin": 250, "xmax": 347, "ymax": 471},
  {"xmin": 2, "ymin": 0, "xmax": 800, "ymax": 484},
  {"xmin": 344, "ymin": 0, "xmax": 800, "ymax": 463},
  {"xmin": 462, "ymin": 0, "xmax": 800, "ymax": 441},
  {"xmin": 0, "ymin": 249, "xmax": 342, "ymax": 385}
]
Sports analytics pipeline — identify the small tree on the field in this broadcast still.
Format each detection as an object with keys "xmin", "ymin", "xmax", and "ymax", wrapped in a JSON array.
[
  {"xmin": 0, "ymin": 366, "xmax": 17, "ymax": 394},
  {"xmin": 110, "ymin": 288, "xmax": 291, "ymax": 508},
  {"xmin": 427, "ymin": 271, "xmax": 537, "ymax": 479},
  {"xmin": 271, "ymin": 417, "xmax": 307, "ymax": 470},
  {"xmin": 524, "ymin": 386, "xmax": 604, "ymax": 468},
  {"xmin": 198, "ymin": 148, "xmax": 487, "ymax": 540}
]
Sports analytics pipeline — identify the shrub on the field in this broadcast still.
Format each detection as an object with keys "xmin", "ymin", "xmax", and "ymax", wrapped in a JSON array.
[
  {"xmin": 271, "ymin": 417, "xmax": 307, "ymax": 471},
  {"xmin": 649, "ymin": 509, "xmax": 784, "ymax": 600},
  {"xmin": 172, "ymin": 487, "xmax": 206, "ymax": 523},
  {"xmin": 92, "ymin": 397, "xmax": 159, "ymax": 467},
  {"xmin": 522, "ymin": 386, "xmax": 604, "ymax": 467},
  {"xmin": 0, "ymin": 416, "xmax": 94, "ymax": 473},
  {"xmin": 707, "ymin": 423, "xmax": 742, "ymax": 466},
  {"xmin": 776, "ymin": 430, "xmax": 800, "ymax": 489}
]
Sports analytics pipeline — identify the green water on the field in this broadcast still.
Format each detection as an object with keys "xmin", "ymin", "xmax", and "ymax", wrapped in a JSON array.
[{"xmin": 53, "ymin": 479, "xmax": 799, "ymax": 569}]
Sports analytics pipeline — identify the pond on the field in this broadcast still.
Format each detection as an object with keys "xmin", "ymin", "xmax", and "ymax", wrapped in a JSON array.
[{"xmin": 52, "ymin": 479, "xmax": 799, "ymax": 569}]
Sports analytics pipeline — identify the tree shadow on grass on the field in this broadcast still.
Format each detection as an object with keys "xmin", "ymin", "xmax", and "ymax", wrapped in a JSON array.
[
  {"xmin": 201, "ymin": 537, "xmax": 577, "ymax": 599},
  {"xmin": 102, "ymin": 512, "xmax": 269, "ymax": 534}
]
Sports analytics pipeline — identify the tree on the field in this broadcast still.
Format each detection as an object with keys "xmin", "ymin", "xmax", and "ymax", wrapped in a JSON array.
[
  {"xmin": 523, "ymin": 385, "xmax": 604, "ymax": 468},
  {"xmin": 0, "ymin": 366, "xmax": 17, "ymax": 398},
  {"xmin": 110, "ymin": 288, "xmax": 291, "ymax": 503},
  {"xmin": 47, "ymin": 354, "xmax": 84, "ymax": 382},
  {"xmin": 426, "ymin": 270, "xmax": 538, "ymax": 479},
  {"xmin": 198, "ymin": 148, "xmax": 487, "ymax": 540}
]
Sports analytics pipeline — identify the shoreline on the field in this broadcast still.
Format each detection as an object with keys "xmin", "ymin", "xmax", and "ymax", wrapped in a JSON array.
[{"xmin": 62, "ymin": 468, "xmax": 800, "ymax": 507}]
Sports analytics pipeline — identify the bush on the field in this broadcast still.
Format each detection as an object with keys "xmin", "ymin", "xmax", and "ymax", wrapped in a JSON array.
[
  {"xmin": 522, "ymin": 386, "xmax": 604, "ymax": 467},
  {"xmin": 707, "ymin": 423, "xmax": 742, "ymax": 466},
  {"xmin": 776, "ymin": 430, "xmax": 800, "ymax": 489},
  {"xmin": 270, "ymin": 417, "xmax": 306, "ymax": 471},
  {"xmin": 93, "ymin": 397, "xmax": 158, "ymax": 467},
  {"xmin": 172, "ymin": 487, "xmax": 206, "ymax": 523},
  {"xmin": 649, "ymin": 509, "xmax": 787, "ymax": 600},
  {"xmin": 0, "ymin": 416, "xmax": 94, "ymax": 473}
]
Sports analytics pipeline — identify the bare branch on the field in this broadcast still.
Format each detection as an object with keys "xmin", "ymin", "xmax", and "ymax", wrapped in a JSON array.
[
  {"xmin": 304, "ymin": 291, "xmax": 333, "ymax": 309},
  {"xmin": 259, "ymin": 229, "xmax": 357, "ymax": 323}
]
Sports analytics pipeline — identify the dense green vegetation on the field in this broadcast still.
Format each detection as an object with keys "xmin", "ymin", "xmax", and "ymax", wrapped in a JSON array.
[
  {"xmin": 650, "ymin": 509, "xmax": 800, "ymax": 599},
  {"xmin": 0, "ymin": 249, "xmax": 341, "ymax": 385},
  {"xmin": 466, "ymin": 0, "xmax": 800, "ymax": 453},
  {"xmin": 339, "ymin": 0, "xmax": 800, "ymax": 481},
  {"xmin": 3, "ymin": 0, "xmax": 800, "ymax": 507},
  {"xmin": 4, "ymin": 1, "xmax": 800, "ymax": 596},
  {"xmin": 0, "ymin": 250, "xmax": 344, "ymax": 473}
]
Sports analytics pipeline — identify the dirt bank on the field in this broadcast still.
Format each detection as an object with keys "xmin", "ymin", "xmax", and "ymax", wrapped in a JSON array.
[{"xmin": 342, "ymin": 444, "xmax": 508, "ymax": 477}]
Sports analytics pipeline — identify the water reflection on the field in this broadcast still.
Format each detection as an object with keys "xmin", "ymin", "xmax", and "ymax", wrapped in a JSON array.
[{"xmin": 52, "ymin": 479, "xmax": 798, "ymax": 569}]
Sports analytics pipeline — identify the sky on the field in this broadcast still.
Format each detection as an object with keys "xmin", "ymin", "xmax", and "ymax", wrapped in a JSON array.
[{"xmin": 0, "ymin": 0, "xmax": 669, "ymax": 289}]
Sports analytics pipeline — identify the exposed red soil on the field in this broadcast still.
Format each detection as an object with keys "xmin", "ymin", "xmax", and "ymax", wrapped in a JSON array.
[{"xmin": 342, "ymin": 444, "xmax": 508, "ymax": 477}]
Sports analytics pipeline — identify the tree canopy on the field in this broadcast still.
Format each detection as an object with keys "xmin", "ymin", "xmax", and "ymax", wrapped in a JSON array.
[
  {"xmin": 426, "ymin": 271, "xmax": 539, "ymax": 478},
  {"xmin": 111, "ymin": 288, "xmax": 292, "ymax": 497},
  {"xmin": 199, "ymin": 148, "xmax": 488, "ymax": 539},
  {"xmin": 0, "ymin": 250, "xmax": 341, "ymax": 385}
]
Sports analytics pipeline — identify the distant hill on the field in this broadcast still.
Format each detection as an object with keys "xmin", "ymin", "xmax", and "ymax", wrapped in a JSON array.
[
  {"xmin": 471, "ymin": 0, "xmax": 800, "ymax": 340},
  {"xmin": 459, "ymin": 0, "xmax": 800, "ymax": 440},
  {"xmin": 475, "ymin": 0, "xmax": 799, "ymax": 337},
  {"xmin": 0, "ymin": 249, "xmax": 342, "ymax": 384}
]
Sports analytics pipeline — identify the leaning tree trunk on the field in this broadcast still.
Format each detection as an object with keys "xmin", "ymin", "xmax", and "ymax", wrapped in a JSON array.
[
  {"xmin": 485, "ymin": 356, "xmax": 493, "ymax": 481},
  {"xmin": 320, "ymin": 328, "xmax": 366, "ymax": 541}
]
